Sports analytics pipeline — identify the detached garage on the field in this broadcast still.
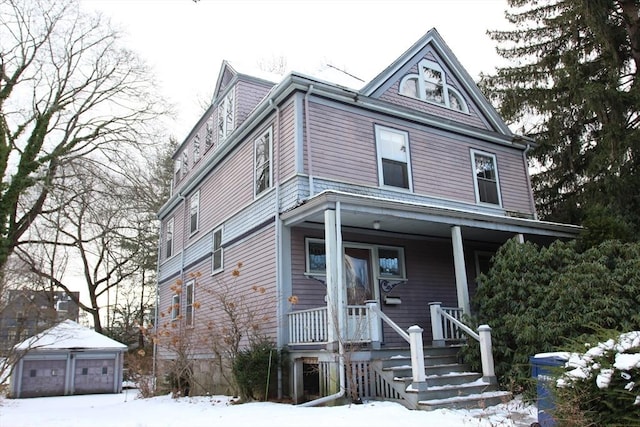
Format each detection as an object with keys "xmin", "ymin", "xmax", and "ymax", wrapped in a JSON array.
[{"xmin": 10, "ymin": 320, "xmax": 127, "ymax": 398}]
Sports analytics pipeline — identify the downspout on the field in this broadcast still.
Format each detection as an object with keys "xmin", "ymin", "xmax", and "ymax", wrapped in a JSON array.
[
  {"xmin": 304, "ymin": 85, "xmax": 315, "ymax": 197},
  {"xmin": 300, "ymin": 201, "xmax": 346, "ymax": 407},
  {"xmin": 522, "ymin": 143, "xmax": 538, "ymax": 220},
  {"xmin": 269, "ymin": 99, "xmax": 284, "ymax": 400}
]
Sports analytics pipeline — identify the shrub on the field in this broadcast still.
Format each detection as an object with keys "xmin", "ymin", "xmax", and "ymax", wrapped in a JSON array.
[
  {"xmin": 466, "ymin": 238, "xmax": 640, "ymax": 395},
  {"xmin": 553, "ymin": 331, "xmax": 640, "ymax": 425},
  {"xmin": 232, "ymin": 338, "xmax": 278, "ymax": 401}
]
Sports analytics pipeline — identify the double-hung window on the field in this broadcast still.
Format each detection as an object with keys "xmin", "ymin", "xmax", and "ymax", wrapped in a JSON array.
[
  {"xmin": 254, "ymin": 127, "xmax": 273, "ymax": 197},
  {"xmin": 193, "ymin": 134, "xmax": 201, "ymax": 163},
  {"xmin": 171, "ymin": 293, "xmax": 180, "ymax": 321},
  {"xmin": 375, "ymin": 125, "xmax": 412, "ymax": 190},
  {"xmin": 212, "ymin": 227, "xmax": 223, "ymax": 274},
  {"xmin": 471, "ymin": 150, "xmax": 502, "ymax": 206},
  {"xmin": 185, "ymin": 280, "xmax": 195, "ymax": 326},
  {"xmin": 189, "ymin": 191, "xmax": 200, "ymax": 235},
  {"xmin": 174, "ymin": 159, "xmax": 181, "ymax": 183},
  {"xmin": 165, "ymin": 218, "xmax": 174, "ymax": 258}
]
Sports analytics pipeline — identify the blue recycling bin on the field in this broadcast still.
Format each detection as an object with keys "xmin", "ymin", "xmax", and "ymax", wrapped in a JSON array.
[{"xmin": 530, "ymin": 353, "xmax": 568, "ymax": 427}]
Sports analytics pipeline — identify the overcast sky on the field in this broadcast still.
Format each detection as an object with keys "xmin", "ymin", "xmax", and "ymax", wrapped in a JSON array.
[{"xmin": 81, "ymin": 0, "xmax": 511, "ymax": 142}]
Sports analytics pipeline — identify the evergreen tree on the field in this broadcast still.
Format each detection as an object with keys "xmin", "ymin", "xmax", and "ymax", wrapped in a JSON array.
[{"xmin": 482, "ymin": 0, "xmax": 640, "ymax": 240}]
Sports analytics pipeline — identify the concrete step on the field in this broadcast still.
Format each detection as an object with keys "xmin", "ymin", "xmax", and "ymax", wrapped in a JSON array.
[
  {"xmin": 418, "ymin": 390, "xmax": 513, "ymax": 411},
  {"xmin": 383, "ymin": 362, "xmax": 468, "ymax": 378},
  {"xmin": 408, "ymin": 378, "xmax": 498, "ymax": 401}
]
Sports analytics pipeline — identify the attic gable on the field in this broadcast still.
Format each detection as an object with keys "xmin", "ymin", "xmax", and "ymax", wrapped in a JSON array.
[
  {"xmin": 361, "ymin": 28, "xmax": 511, "ymax": 136},
  {"xmin": 212, "ymin": 61, "xmax": 238, "ymax": 101}
]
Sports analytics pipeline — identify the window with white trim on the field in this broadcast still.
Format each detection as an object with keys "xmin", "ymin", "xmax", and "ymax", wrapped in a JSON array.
[
  {"xmin": 174, "ymin": 159, "xmax": 181, "ymax": 183},
  {"xmin": 205, "ymin": 117, "xmax": 214, "ymax": 150},
  {"xmin": 193, "ymin": 134, "xmax": 201, "ymax": 163},
  {"xmin": 171, "ymin": 293, "xmax": 180, "ymax": 320},
  {"xmin": 375, "ymin": 125, "xmax": 412, "ymax": 190},
  {"xmin": 254, "ymin": 127, "xmax": 273, "ymax": 197},
  {"xmin": 212, "ymin": 227, "xmax": 223, "ymax": 274},
  {"xmin": 471, "ymin": 150, "xmax": 502, "ymax": 206},
  {"xmin": 165, "ymin": 217, "xmax": 174, "ymax": 258},
  {"xmin": 304, "ymin": 238, "xmax": 406, "ymax": 280},
  {"xmin": 185, "ymin": 279, "xmax": 195, "ymax": 326},
  {"xmin": 218, "ymin": 90, "xmax": 235, "ymax": 141},
  {"xmin": 399, "ymin": 59, "xmax": 469, "ymax": 113},
  {"xmin": 189, "ymin": 191, "xmax": 200, "ymax": 235}
]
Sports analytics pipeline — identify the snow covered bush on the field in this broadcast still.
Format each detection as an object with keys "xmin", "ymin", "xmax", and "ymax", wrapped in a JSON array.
[
  {"xmin": 554, "ymin": 331, "xmax": 640, "ymax": 425},
  {"xmin": 465, "ymin": 238, "xmax": 640, "ymax": 396}
]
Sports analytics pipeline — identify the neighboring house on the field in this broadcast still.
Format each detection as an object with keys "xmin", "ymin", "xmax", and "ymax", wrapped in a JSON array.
[
  {"xmin": 156, "ymin": 28, "xmax": 579, "ymax": 408},
  {"xmin": 0, "ymin": 289, "xmax": 80, "ymax": 356},
  {"xmin": 10, "ymin": 320, "xmax": 127, "ymax": 398}
]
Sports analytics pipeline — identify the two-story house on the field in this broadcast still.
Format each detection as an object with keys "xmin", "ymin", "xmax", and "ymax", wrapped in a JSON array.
[{"xmin": 156, "ymin": 29, "xmax": 579, "ymax": 409}]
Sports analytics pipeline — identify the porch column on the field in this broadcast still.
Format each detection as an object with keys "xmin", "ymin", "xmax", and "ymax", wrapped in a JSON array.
[
  {"xmin": 451, "ymin": 226, "xmax": 471, "ymax": 314},
  {"xmin": 516, "ymin": 233, "xmax": 525, "ymax": 244},
  {"xmin": 324, "ymin": 209, "xmax": 345, "ymax": 349}
]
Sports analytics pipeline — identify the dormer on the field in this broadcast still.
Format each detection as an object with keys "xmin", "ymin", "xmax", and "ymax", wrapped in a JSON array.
[{"xmin": 170, "ymin": 61, "xmax": 277, "ymax": 193}]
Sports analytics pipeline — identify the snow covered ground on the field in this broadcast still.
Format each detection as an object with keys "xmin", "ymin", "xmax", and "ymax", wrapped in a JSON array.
[{"xmin": 0, "ymin": 391, "xmax": 539, "ymax": 427}]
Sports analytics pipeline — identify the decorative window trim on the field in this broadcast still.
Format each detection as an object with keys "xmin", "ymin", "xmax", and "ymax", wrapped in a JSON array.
[
  {"xmin": 399, "ymin": 59, "xmax": 469, "ymax": 114},
  {"xmin": 254, "ymin": 127, "xmax": 273, "ymax": 198},
  {"xmin": 470, "ymin": 149, "xmax": 502, "ymax": 207},
  {"xmin": 304, "ymin": 238, "xmax": 407, "ymax": 280},
  {"xmin": 189, "ymin": 190, "xmax": 200, "ymax": 236},
  {"xmin": 374, "ymin": 125, "xmax": 413, "ymax": 191},
  {"xmin": 185, "ymin": 279, "xmax": 195, "ymax": 327},
  {"xmin": 212, "ymin": 226, "xmax": 224, "ymax": 275},
  {"xmin": 165, "ymin": 217, "xmax": 174, "ymax": 259},
  {"xmin": 171, "ymin": 293, "xmax": 180, "ymax": 321}
]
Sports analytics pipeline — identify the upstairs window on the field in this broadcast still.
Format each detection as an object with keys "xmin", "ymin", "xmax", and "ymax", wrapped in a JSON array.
[
  {"xmin": 375, "ymin": 125, "xmax": 412, "ymax": 190},
  {"xmin": 471, "ymin": 150, "xmax": 502, "ymax": 206},
  {"xmin": 254, "ymin": 127, "xmax": 273, "ymax": 197},
  {"xmin": 399, "ymin": 59, "xmax": 469, "ymax": 113},
  {"xmin": 205, "ymin": 117, "xmax": 214, "ymax": 151},
  {"xmin": 218, "ymin": 90, "xmax": 235, "ymax": 142},
  {"xmin": 182, "ymin": 151, "xmax": 188, "ymax": 173},
  {"xmin": 185, "ymin": 280, "xmax": 195, "ymax": 326},
  {"xmin": 174, "ymin": 159, "xmax": 181, "ymax": 183},
  {"xmin": 189, "ymin": 191, "xmax": 200, "ymax": 235},
  {"xmin": 212, "ymin": 227, "xmax": 223, "ymax": 274},
  {"xmin": 193, "ymin": 134, "xmax": 201, "ymax": 163},
  {"xmin": 165, "ymin": 217, "xmax": 174, "ymax": 258}
]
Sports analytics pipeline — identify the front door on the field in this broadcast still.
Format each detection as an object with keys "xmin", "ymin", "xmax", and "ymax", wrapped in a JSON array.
[{"xmin": 344, "ymin": 247, "xmax": 377, "ymax": 342}]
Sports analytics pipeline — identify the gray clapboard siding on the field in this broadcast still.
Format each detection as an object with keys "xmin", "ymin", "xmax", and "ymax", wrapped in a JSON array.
[{"xmin": 224, "ymin": 190, "xmax": 276, "ymax": 243}]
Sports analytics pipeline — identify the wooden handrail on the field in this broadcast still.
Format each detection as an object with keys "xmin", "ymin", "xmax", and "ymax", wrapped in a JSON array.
[{"xmin": 367, "ymin": 301, "xmax": 410, "ymax": 343}]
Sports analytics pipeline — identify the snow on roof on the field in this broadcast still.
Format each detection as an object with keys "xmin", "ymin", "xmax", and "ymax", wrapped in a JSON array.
[
  {"xmin": 226, "ymin": 60, "xmax": 366, "ymax": 91},
  {"xmin": 14, "ymin": 319, "xmax": 127, "ymax": 351}
]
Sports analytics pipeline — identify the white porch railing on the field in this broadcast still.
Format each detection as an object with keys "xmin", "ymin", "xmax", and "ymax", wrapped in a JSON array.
[
  {"xmin": 288, "ymin": 307, "xmax": 328, "ymax": 344},
  {"xmin": 288, "ymin": 305, "xmax": 372, "ymax": 345},
  {"xmin": 429, "ymin": 302, "xmax": 496, "ymax": 383}
]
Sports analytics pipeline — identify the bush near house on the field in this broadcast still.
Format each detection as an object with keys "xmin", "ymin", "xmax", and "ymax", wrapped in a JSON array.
[{"xmin": 464, "ymin": 238, "xmax": 640, "ymax": 396}]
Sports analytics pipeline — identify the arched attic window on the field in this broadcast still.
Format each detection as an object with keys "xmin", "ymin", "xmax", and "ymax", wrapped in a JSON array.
[{"xmin": 399, "ymin": 59, "xmax": 469, "ymax": 113}]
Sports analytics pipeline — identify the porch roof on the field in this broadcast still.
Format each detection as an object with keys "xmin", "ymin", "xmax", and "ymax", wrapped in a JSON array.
[{"xmin": 280, "ymin": 190, "xmax": 581, "ymax": 244}]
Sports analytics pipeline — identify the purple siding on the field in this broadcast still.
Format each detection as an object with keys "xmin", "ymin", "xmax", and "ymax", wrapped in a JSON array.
[
  {"xmin": 305, "ymin": 101, "xmax": 534, "ymax": 216},
  {"xmin": 236, "ymin": 79, "xmax": 274, "ymax": 126},
  {"xmin": 289, "ymin": 227, "xmax": 465, "ymax": 346},
  {"xmin": 277, "ymin": 98, "xmax": 297, "ymax": 181}
]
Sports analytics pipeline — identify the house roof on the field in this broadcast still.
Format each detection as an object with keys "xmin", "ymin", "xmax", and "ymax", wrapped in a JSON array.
[{"xmin": 14, "ymin": 319, "xmax": 127, "ymax": 351}]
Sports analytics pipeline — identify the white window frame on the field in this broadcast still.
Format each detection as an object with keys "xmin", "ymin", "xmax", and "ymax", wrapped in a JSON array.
[
  {"xmin": 182, "ymin": 151, "xmax": 188, "ymax": 172},
  {"xmin": 399, "ymin": 59, "xmax": 469, "ymax": 114},
  {"xmin": 174, "ymin": 159, "xmax": 181, "ymax": 183},
  {"xmin": 304, "ymin": 238, "xmax": 406, "ymax": 280},
  {"xmin": 193, "ymin": 134, "xmax": 201, "ymax": 163},
  {"xmin": 212, "ymin": 226, "xmax": 223, "ymax": 275},
  {"xmin": 470, "ymin": 149, "xmax": 503, "ymax": 207},
  {"xmin": 185, "ymin": 279, "xmax": 195, "ymax": 327},
  {"xmin": 189, "ymin": 190, "xmax": 200, "ymax": 235},
  {"xmin": 218, "ymin": 90, "xmax": 235, "ymax": 142},
  {"xmin": 254, "ymin": 127, "xmax": 273, "ymax": 197},
  {"xmin": 375, "ymin": 125, "xmax": 413, "ymax": 191},
  {"xmin": 171, "ymin": 293, "xmax": 180, "ymax": 321},
  {"xmin": 165, "ymin": 217, "xmax": 174, "ymax": 259}
]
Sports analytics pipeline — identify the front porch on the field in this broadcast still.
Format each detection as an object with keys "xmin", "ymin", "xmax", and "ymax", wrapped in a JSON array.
[{"xmin": 286, "ymin": 301, "xmax": 503, "ymax": 409}]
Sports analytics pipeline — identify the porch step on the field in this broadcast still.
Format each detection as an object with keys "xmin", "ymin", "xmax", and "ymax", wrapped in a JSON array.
[
  {"xmin": 371, "ymin": 346, "xmax": 512, "ymax": 411},
  {"xmin": 418, "ymin": 390, "xmax": 513, "ymax": 411}
]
